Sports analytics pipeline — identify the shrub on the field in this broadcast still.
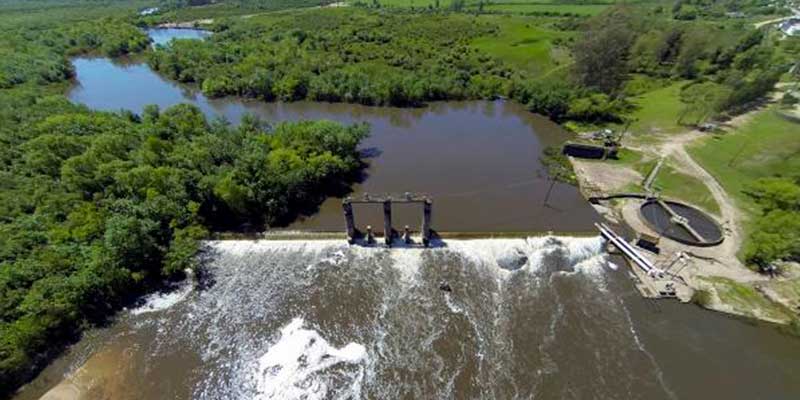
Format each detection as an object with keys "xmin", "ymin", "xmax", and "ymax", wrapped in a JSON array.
[
  {"xmin": 691, "ymin": 289, "xmax": 713, "ymax": 307},
  {"xmin": 566, "ymin": 93, "xmax": 625, "ymax": 123},
  {"xmin": 781, "ymin": 319, "xmax": 800, "ymax": 337},
  {"xmin": 781, "ymin": 93, "xmax": 799, "ymax": 108}
]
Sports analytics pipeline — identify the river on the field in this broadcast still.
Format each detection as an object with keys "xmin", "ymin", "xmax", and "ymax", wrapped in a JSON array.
[
  {"xmin": 66, "ymin": 55, "xmax": 595, "ymax": 232},
  {"xmin": 13, "ymin": 29, "xmax": 800, "ymax": 400}
]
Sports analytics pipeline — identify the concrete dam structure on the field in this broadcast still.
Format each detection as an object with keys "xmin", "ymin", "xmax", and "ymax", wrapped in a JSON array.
[{"xmin": 343, "ymin": 194, "xmax": 433, "ymax": 247}]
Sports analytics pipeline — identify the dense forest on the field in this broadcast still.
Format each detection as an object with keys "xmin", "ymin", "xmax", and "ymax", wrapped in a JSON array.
[
  {"xmin": 146, "ymin": 7, "xmax": 631, "ymax": 122},
  {"xmin": 745, "ymin": 176, "xmax": 800, "ymax": 267},
  {"xmin": 0, "ymin": 1, "xmax": 368, "ymax": 395},
  {"xmin": 146, "ymin": 4, "xmax": 789, "ymax": 124},
  {"xmin": 1, "ymin": 0, "xmax": 798, "ymax": 395}
]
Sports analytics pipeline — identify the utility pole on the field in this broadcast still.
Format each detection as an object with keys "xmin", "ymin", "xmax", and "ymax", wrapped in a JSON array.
[{"xmin": 543, "ymin": 177, "xmax": 556, "ymax": 207}]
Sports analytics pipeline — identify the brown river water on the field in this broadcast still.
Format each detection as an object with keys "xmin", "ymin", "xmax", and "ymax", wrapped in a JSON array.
[{"xmin": 12, "ymin": 30, "xmax": 800, "ymax": 400}]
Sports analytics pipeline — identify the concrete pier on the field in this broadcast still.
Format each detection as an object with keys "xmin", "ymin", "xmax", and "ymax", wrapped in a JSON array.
[
  {"xmin": 422, "ymin": 198, "xmax": 432, "ymax": 247},
  {"xmin": 343, "ymin": 193, "xmax": 432, "ymax": 246},
  {"xmin": 365, "ymin": 225, "xmax": 374, "ymax": 244},
  {"xmin": 383, "ymin": 199, "xmax": 393, "ymax": 245},
  {"xmin": 342, "ymin": 199, "xmax": 356, "ymax": 244}
]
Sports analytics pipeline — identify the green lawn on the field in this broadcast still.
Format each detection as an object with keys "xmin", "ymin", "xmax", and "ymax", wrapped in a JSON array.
[
  {"xmin": 471, "ymin": 16, "xmax": 570, "ymax": 76},
  {"xmin": 581, "ymin": 147, "xmax": 645, "ymax": 168},
  {"xmin": 652, "ymin": 161, "xmax": 720, "ymax": 215},
  {"xmin": 625, "ymin": 81, "xmax": 688, "ymax": 137},
  {"xmin": 609, "ymin": 147, "xmax": 644, "ymax": 166},
  {"xmin": 689, "ymin": 109, "xmax": 800, "ymax": 220},
  {"xmin": 359, "ymin": 0, "xmax": 437, "ymax": 7},
  {"xmin": 349, "ymin": 0, "xmax": 621, "ymax": 9},
  {"xmin": 483, "ymin": 3, "xmax": 609, "ymax": 15}
]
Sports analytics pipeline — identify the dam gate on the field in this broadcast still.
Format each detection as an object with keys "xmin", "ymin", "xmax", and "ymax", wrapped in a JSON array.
[{"xmin": 343, "ymin": 194, "xmax": 432, "ymax": 247}]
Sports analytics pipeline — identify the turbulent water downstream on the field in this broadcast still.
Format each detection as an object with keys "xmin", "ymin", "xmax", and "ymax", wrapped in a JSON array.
[
  {"xmin": 12, "ymin": 29, "xmax": 800, "ymax": 400},
  {"xmin": 17, "ymin": 238, "xmax": 800, "ymax": 399}
]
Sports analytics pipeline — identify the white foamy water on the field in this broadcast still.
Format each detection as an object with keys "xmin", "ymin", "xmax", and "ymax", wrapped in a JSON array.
[
  {"xmin": 207, "ymin": 239, "xmax": 340, "ymax": 257},
  {"xmin": 130, "ymin": 272, "xmax": 194, "ymax": 315},
  {"xmin": 207, "ymin": 235, "xmax": 605, "ymax": 275},
  {"xmin": 447, "ymin": 238, "xmax": 531, "ymax": 275},
  {"xmin": 253, "ymin": 318, "xmax": 367, "ymax": 400},
  {"xmin": 444, "ymin": 235, "xmax": 607, "ymax": 277},
  {"xmin": 388, "ymin": 248, "xmax": 425, "ymax": 284},
  {"xmin": 138, "ymin": 236, "xmax": 617, "ymax": 399},
  {"xmin": 21, "ymin": 234, "xmax": 711, "ymax": 400},
  {"xmin": 572, "ymin": 253, "xmax": 609, "ymax": 278}
]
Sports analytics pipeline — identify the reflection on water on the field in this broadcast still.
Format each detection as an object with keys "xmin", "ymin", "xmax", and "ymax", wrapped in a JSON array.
[
  {"xmin": 68, "ymin": 57, "xmax": 598, "ymax": 232},
  {"xmin": 18, "ymin": 29, "xmax": 798, "ymax": 400}
]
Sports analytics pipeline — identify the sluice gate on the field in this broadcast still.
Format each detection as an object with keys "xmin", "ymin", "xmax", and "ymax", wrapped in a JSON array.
[{"xmin": 343, "ymin": 194, "xmax": 433, "ymax": 247}]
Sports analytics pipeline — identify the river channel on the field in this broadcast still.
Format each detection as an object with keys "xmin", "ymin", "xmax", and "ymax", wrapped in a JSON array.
[
  {"xmin": 66, "ymin": 55, "xmax": 596, "ymax": 232},
  {"xmin": 12, "ymin": 29, "xmax": 800, "ymax": 400}
]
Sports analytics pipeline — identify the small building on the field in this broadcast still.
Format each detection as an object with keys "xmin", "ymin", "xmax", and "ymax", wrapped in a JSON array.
[
  {"xmin": 139, "ymin": 7, "xmax": 160, "ymax": 16},
  {"xmin": 636, "ymin": 232, "xmax": 660, "ymax": 254},
  {"xmin": 698, "ymin": 122, "xmax": 718, "ymax": 132},
  {"xmin": 562, "ymin": 141, "xmax": 619, "ymax": 160},
  {"xmin": 779, "ymin": 18, "xmax": 800, "ymax": 36}
]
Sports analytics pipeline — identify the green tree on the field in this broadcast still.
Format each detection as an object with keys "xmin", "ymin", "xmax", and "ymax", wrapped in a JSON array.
[
  {"xmin": 678, "ymin": 82, "xmax": 730, "ymax": 125},
  {"xmin": 572, "ymin": 7, "xmax": 635, "ymax": 94}
]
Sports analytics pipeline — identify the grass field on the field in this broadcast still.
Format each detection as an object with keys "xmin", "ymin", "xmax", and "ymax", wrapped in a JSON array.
[
  {"xmin": 610, "ymin": 147, "xmax": 644, "ymax": 165},
  {"xmin": 471, "ymin": 16, "xmax": 571, "ymax": 75},
  {"xmin": 161, "ymin": 1, "xmax": 327, "ymax": 21},
  {"xmin": 586, "ymin": 147, "xmax": 720, "ymax": 214},
  {"xmin": 689, "ymin": 109, "xmax": 800, "ymax": 220},
  {"xmin": 625, "ymin": 81, "xmax": 688, "ymax": 137},
  {"xmin": 349, "ymin": 0, "xmax": 622, "ymax": 14},
  {"xmin": 580, "ymin": 147, "xmax": 644, "ymax": 167},
  {"xmin": 483, "ymin": 3, "xmax": 609, "ymax": 15},
  {"xmin": 652, "ymin": 161, "xmax": 720, "ymax": 215}
]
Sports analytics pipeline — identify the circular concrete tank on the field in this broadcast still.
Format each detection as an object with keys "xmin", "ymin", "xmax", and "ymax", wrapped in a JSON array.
[{"xmin": 639, "ymin": 200, "xmax": 723, "ymax": 246}]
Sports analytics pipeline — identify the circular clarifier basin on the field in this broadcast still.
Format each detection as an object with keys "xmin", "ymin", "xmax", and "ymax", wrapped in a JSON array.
[{"xmin": 639, "ymin": 200, "xmax": 723, "ymax": 246}]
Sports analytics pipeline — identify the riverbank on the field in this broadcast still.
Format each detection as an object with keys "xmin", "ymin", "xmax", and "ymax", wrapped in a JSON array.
[
  {"xmin": 18, "ymin": 237, "xmax": 800, "ymax": 400},
  {"xmin": 569, "ymin": 100, "xmax": 800, "ymax": 326}
]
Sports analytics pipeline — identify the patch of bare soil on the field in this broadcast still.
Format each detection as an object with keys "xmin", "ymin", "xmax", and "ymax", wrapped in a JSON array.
[{"xmin": 570, "ymin": 159, "xmax": 642, "ymax": 196}]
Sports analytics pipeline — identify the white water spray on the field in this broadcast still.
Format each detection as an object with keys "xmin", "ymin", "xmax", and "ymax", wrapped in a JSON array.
[{"xmin": 253, "ymin": 318, "xmax": 368, "ymax": 400}]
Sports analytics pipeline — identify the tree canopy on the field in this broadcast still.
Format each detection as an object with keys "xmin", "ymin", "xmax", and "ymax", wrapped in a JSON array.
[
  {"xmin": 744, "ymin": 177, "xmax": 800, "ymax": 266},
  {"xmin": 0, "ymin": 3, "xmax": 369, "ymax": 393}
]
